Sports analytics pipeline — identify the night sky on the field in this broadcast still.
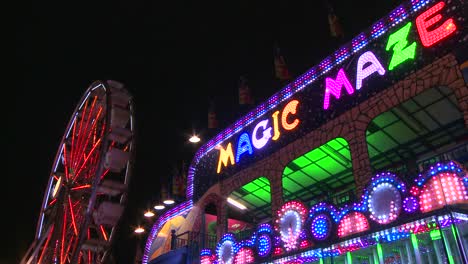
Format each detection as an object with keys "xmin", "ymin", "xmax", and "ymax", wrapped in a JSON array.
[{"xmin": 13, "ymin": 0, "xmax": 402, "ymax": 262}]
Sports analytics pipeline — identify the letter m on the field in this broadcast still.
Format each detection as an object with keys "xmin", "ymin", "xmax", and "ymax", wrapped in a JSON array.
[
  {"xmin": 216, "ymin": 143, "xmax": 235, "ymax": 173},
  {"xmin": 323, "ymin": 68, "xmax": 354, "ymax": 110}
]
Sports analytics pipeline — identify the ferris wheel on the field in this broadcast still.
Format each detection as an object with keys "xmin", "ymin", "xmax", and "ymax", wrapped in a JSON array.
[{"xmin": 21, "ymin": 80, "xmax": 135, "ymax": 264}]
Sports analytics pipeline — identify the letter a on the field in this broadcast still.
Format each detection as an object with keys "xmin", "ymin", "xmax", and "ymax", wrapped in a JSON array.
[{"xmin": 356, "ymin": 51, "xmax": 386, "ymax": 90}]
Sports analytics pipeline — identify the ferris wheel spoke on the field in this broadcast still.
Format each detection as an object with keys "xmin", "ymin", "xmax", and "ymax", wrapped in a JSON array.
[
  {"xmin": 63, "ymin": 235, "xmax": 76, "ymax": 264},
  {"xmin": 77, "ymin": 102, "xmax": 102, "ymax": 171},
  {"xmin": 73, "ymin": 113, "xmax": 103, "ymax": 178},
  {"xmin": 73, "ymin": 138, "xmax": 102, "ymax": 181},
  {"xmin": 72, "ymin": 98, "xmax": 97, "ymax": 173},
  {"xmin": 99, "ymin": 225, "xmax": 109, "ymax": 242},
  {"xmin": 73, "ymin": 147, "xmax": 100, "ymax": 186},
  {"xmin": 100, "ymin": 168, "xmax": 110, "ymax": 181},
  {"xmin": 67, "ymin": 196, "xmax": 78, "ymax": 236},
  {"xmin": 37, "ymin": 225, "xmax": 54, "ymax": 264},
  {"xmin": 70, "ymin": 185, "xmax": 91, "ymax": 191},
  {"xmin": 73, "ymin": 101, "xmax": 102, "ymax": 173},
  {"xmin": 48, "ymin": 198, "xmax": 57, "ymax": 207},
  {"xmin": 60, "ymin": 205, "xmax": 68, "ymax": 264},
  {"xmin": 73, "ymin": 99, "xmax": 89, "ymax": 171}
]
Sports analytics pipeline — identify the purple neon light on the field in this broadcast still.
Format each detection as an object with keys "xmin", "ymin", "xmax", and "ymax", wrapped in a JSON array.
[
  {"xmin": 389, "ymin": 5, "xmax": 408, "ymax": 26},
  {"xmin": 352, "ymin": 33, "xmax": 368, "ymax": 53},
  {"xmin": 200, "ymin": 248, "xmax": 213, "ymax": 257},
  {"xmin": 319, "ymin": 56, "xmax": 333, "ymax": 74},
  {"xmin": 371, "ymin": 21, "xmax": 386, "ymax": 38},
  {"xmin": 282, "ymin": 85, "xmax": 293, "ymax": 100},
  {"xmin": 334, "ymin": 47, "xmax": 350, "ymax": 65},
  {"xmin": 410, "ymin": 0, "xmax": 431, "ymax": 13}
]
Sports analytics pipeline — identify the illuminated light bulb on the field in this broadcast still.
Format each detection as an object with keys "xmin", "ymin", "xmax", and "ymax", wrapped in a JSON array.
[
  {"xmin": 163, "ymin": 198, "xmax": 175, "ymax": 205},
  {"xmin": 189, "ymin": 135, "xmax": 201, "ymax": 143},
  {"xmin": 154, "ymin": 204, "xmax": 165, "ymax": 210},
  {"xmin": 144, "ymin": 210, "xmax": 155, "ymax": 217},
  {"xmin": 134, "ymin": 226, "xmax": 145, "ymax": 233}
]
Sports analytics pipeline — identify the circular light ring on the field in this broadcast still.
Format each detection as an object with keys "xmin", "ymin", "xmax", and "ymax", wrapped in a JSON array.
[
  {"xmin": 275, "ymin": 201, "xmax": 307, "ymax": 251},
  {"xmin": 403, "ymin": 196, "xmax": 419, "ymax": 213},
  {"xmin": 363, "ymin": 172, "xmax": 406, "ymax": 209},
  {"xmin": 310, "ymin": 214, "xmax": 332, "ymax": 240},
  {"xmin": 279, "ymin": 211, "xmax": 301, "ymax": 240},
  {"xmin": 368, "ymin": 182, "xmax": 402, "ymax": 224},
  {"xmin": 275, "ymin": 201, "xmax": 308, "ymax": 231},
  {"xmin": 256, "ymin": 234, "xmax": 272, "ymax": 258},
  {"xmin": 200, "ymin": 248, "xmax": 213, "ymax": 257},
  {"xmin": 256, "ymin": 223, "xmax": 273, "ymax": 234},
  {"xmin": 216, "ymin": 234, "xmax": 236, "ymax": 264},
  {"xmin": 308, "ymin": 202, "xmax": 339, "ymax": 223}
]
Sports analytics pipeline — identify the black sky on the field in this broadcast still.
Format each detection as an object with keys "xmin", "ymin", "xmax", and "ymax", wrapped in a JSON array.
[{"xmin": 13, "ymin": 0, "xmax": 403, "ymax": 262}]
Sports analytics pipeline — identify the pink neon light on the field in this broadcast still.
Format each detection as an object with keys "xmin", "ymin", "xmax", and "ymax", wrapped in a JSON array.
[
  {"xmin": 233, "ymin": 248, "xmax": 255, "ymax": 264},
  {"xmin": 323, "ymin": 68, "xmax": 355, "ymax": 110},
  {"xmin": 356, "ymin": 51, "xmax": 386, "ymax": 90},
  {"xmin": 337, "ymin": 212, "xmax": 369, "ymax": 237},
  {"xmin": 416, "ymin": 1, "xmax": 456, "ymax": 47},
  {"xmin": 419, "ymin": 173, "xmax": 468, "ymax": 213},
  {"xmin": 201, "ymin": 256, "xmax": 213, "ymax": 264}
]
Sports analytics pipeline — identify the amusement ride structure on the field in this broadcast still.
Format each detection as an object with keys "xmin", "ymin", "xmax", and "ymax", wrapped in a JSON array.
[{"xmin": 21, "ymin": 80, "xmax": 135, "ymax": 264}]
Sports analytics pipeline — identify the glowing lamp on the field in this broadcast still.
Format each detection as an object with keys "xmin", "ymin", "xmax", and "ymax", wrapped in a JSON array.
[
  {"xmin": 144, "ymin": 210, "xmax": 155, "ymax": 217},
  {"xmin": 227, "ymin": 197, "xmax": 247, "ymax": 210},
  {"xmin": 154, "ymin": 203, "xmax": 165, "ymax": 210},
  {"xmin": 189, "ymin": 135, "xmax": 201, "ymax": 143},
  {"xmin": 134, "ymin": 227, "xmax": 145, "ymax": 234},
  {"xmin": 163, "ymin": 198, "xmax": 175, "ymax": 205}
]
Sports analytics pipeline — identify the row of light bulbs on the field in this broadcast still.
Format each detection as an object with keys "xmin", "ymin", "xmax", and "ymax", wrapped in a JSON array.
[
  {"xmin": 134, "ymin": 134, "xmax": 202, "ymax": 234},
  {"xmin": 134, "ymin": 198, "xmax": 177, "ymax": 234}
]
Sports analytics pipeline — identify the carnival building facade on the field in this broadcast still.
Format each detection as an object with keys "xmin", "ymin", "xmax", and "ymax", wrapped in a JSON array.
[{"xmin": 143, "ymin": 0, "xmax": 468, "ymax": 263}]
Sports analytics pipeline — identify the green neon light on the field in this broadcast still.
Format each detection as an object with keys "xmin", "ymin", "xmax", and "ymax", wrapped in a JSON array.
[
  {"xmin": 385, "ymin": 22, "xmax": 417, "ymax": 71},
  {"xmin": 430, "ymin": 228, "xmax": 442, "ymax": 240},
  {"xmin": 411, "ymin": 233, "xmax": 419, "ymax": 249},
  {"xmin": 451, "ymin": 223, "xmax": 457, "ymax": 238},
  {"xmin": 319, "ymin": 258, "xmax": 323, "ymax": 264},
  {"xmin": 377, "ymin": 243, "xmax": 383, "ymax": 261},
  {"xmin": 444, "ymin": 224, "xmax": 458, "ymax": 264},
  {"xmin": 346, "ymin": 252, "xmax": 352, "ymax": 264},
  {"xmin": 282, "ymin": 137, "xmax": 352, "ymax": 197}
]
